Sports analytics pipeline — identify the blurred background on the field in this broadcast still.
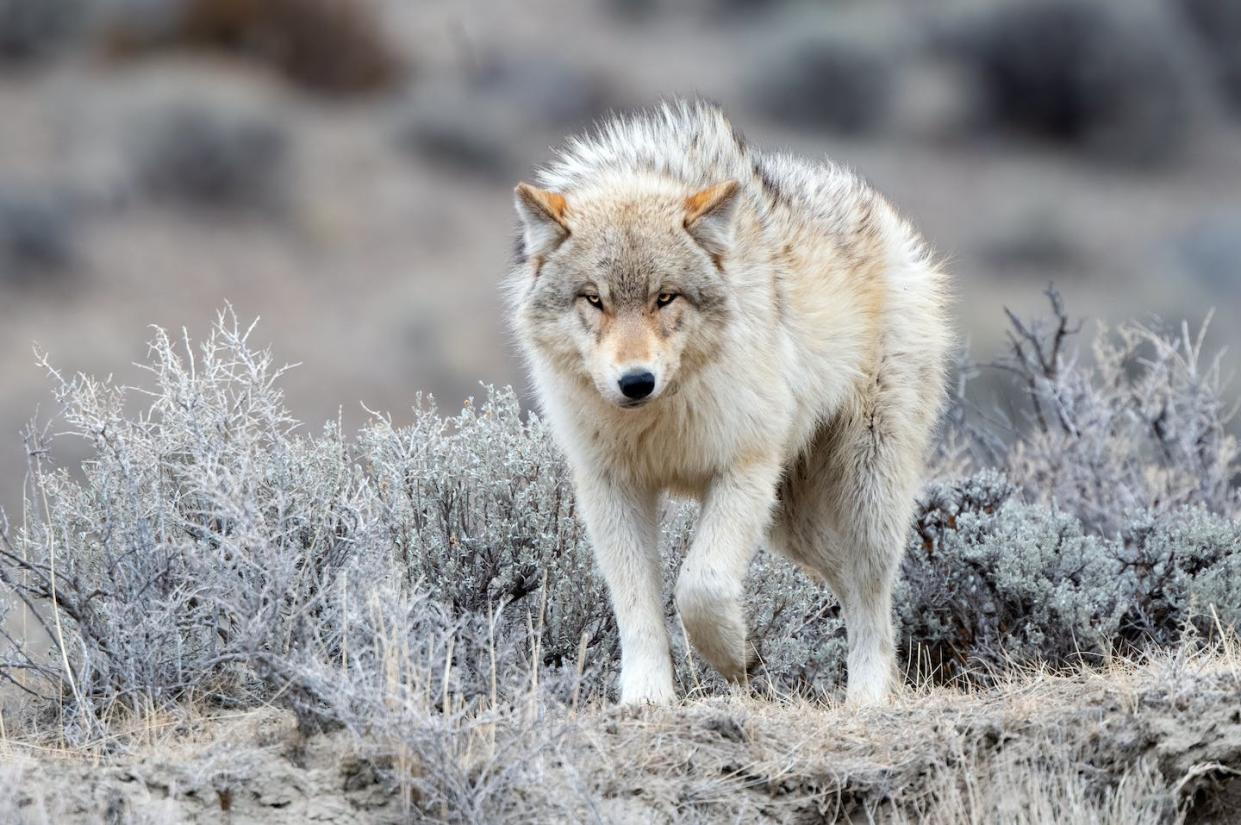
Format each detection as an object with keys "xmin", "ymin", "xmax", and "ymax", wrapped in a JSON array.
[{"xmin": 1, "ymin": 0, "xmax": 1239, "ymax": 513}]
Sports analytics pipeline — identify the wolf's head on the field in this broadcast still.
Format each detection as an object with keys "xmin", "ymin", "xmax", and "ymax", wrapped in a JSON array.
[{"xmin": 509, "ymin": 176, "xmax": 740, "ymax": 409}]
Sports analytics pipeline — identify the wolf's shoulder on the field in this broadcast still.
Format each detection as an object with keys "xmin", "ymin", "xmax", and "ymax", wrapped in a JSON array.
[{"xmin": 536, "ymin": 99, "xmax": 756, "ymax": 191}]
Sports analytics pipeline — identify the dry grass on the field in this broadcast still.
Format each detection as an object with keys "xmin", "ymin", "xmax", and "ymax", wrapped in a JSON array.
[
  {"xmin": 567, "ymin": 641, "xmax": 1239, "ymax": 824},
  {"xmin": 2, "ymin": 640, "xmax": 1238, "ymax": 824}
]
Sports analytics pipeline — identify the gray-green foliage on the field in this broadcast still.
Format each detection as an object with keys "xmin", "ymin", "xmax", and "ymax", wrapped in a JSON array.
[
  {"xmin": 0, "ymin": 307, "xmax": 1238, "ymax": 751},
  {"xmin": 1117, "ymin": 504, "xmax": 1241, "ymax": 642},
  {"xmin": 903, "ymin": 472, "xmax": 1128, "ymax": 680},
  {"xmin": 901, "ymin": 471, "xmax": 1241, "ymax": 682}
]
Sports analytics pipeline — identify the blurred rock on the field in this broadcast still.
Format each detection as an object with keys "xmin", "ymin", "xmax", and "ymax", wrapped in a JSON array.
[
  {"xmin": 604, "ymin": 0, "xmax": 659, "ymax": 24},
  {"xmin": 0, "ymin": 0, "xmax": 82, "ymax": 63},
  {"xmin": 396, "ymin": 102, "xmax": 519, "ymax": 183},
  {"xmin": 1177, "ymin": 0, "xmax": 1241, "ymax": 115},
  {"xmin": 91, "ymin": 0, "xmax": 186, "ymax": 46},
  {"xmin": 748, "ymin": 35, "xmax": 894, "ymax": 135},
  {"xmin": 1173, "ymin": 213, "xmax": 1241, "ymax": 296},
  {"xmin": 129, "ymin": 102, "xmax": 291, "ymax": 214},
  {"xmin": 979, "ymin": 213, "xmax": 1084, "ymax": 278},
  {"xmin": 949, "ymin": 1, "xmax": 1193, "ymax": 165},
  {"xmin": 470, "ymin": 56, "xmax": 615, "ymax": 129},
  {"xmin": 0, "ymin": 188, "xmax": 77, "ymax": 285},
  {"xmin": 711, "ymin": 0, "xmax": 793, "ymax": 17},
  {"xmin": 99, "ymin": 0, "xmax": 405, "ymax": 96},
  {"xmin": 888, "ymin": 55, "xmax": 978, "ymax": 141}
]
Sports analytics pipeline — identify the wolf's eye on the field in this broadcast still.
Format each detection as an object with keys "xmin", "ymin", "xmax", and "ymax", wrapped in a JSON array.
[
  {"xmin": 583, "ymin": 294, "xmax": 603, "ymax": 309},
  {"xmin": 656, "ymin": 292, "xmax": 678, "ymax": 307}
]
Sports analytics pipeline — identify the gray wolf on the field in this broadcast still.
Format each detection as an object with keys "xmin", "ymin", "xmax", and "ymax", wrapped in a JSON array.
[{"xmin": 507, "ymin": 100, "xmax": 950, "ymax": 705}]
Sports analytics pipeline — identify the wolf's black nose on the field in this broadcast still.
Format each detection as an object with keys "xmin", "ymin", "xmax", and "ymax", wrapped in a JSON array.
[{"xmin": 618, "ymin": 370, "xmax": 656, "ymax": 400}]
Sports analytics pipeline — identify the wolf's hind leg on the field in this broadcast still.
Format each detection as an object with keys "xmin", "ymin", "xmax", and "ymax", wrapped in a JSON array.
[
  {"xmin": 833, "ymin": 527, "xmax": 903, "ymax": 705},
  {"xmin": 676, "ymin": 457, "xmax": 782, "ymax": 682},
  {"xmin": 835, "ymin": 443, "xmax": 923, "ymax": 704},
  {"xmin": 575, "ymin": 472, "xmax": 674, "ymax": 705},
  {"xmin": 774, "ymin": 422, "xmax": 918, "ymax": 705},
  {"xmin": 775, "ymin": 488, "xmax": 906, "ymax": 704}
]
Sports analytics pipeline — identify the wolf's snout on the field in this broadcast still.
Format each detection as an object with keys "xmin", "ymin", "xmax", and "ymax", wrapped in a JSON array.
[{"xmin": 618, "ymin": 370, "xmax": 656, "ymax": 400}]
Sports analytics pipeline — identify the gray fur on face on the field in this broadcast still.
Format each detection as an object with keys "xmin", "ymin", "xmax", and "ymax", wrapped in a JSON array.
[{"xmin": 518, "ymin": 189, "xmax": 732, "ymax": 387}]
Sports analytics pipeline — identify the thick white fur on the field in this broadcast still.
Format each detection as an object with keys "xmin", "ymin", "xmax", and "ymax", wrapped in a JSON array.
[{"xmin": 508, "ymin": 100, "xmax": 951, "ymax": 705}]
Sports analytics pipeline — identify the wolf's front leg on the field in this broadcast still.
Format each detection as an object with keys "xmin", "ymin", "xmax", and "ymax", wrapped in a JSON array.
[
  {"xmin": 574, "ymin": 471, "xmax": 674, "ymax": 704},
  {"xmin": 676, "ymin": 458, "xmax": 782, "ymax": 682}
]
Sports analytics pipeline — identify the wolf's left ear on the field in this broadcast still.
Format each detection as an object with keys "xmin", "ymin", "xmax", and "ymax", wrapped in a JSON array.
[
  {"xmin": 684, "ymin": 180, "xmax": 740, "ymax": 264},
  {"xmin": 514, "ymin": 182, "xmax": 570, "ymax": 262}
]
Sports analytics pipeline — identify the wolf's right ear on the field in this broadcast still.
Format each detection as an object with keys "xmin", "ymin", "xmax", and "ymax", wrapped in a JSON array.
[
  {"xmin": 684, "ymin": 180, "xmax": 740, "ymax": 265},
  {"xmin": 514, "ymin": 182, "xmax": 570, "ymax": 264}
]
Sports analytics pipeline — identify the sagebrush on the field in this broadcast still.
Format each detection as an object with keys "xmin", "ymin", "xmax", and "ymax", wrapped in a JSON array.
[{"xmin": 0, "ymin": 297, "xmax": 1237, "ymax": 767}]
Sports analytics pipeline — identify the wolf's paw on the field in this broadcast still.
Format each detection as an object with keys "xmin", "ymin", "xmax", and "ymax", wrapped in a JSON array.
[
  {"xmin": 846, "ymin": 687, "xmax": 890, "ymax": 707},
  {"xmin": 677, "ymin": 583, "xmax": 750, "ymax": 682},
  {"xmin": 619, "ymin": 662, "xmax": 677, "ymax": 706},
  {"xmin": 845, "ymin": 665, "xmax": 894, "ymax": 707}
]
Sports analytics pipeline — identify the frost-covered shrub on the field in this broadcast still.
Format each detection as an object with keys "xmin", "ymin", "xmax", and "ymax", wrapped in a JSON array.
[
  {"xmin": 744, "ymin": 545, "xmax": 847, "ymax": 696},
  {"xmin": 0, "ymin": 315, "xmax": 374, "ymax": 739},
  {"xmin": 268, "ymin": 589, "xmax": 600, "ymax": 823},
  {"xmin": 945, "ymin": 287, "xmax": 1240, "ymax": 535},
  {"xmin": 0, "ymin": 316, "xmax": 616, "ymax": 746},
  {"xmin": 359, "ymin": 392, "xmax": 617, "ymax": 677}
]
